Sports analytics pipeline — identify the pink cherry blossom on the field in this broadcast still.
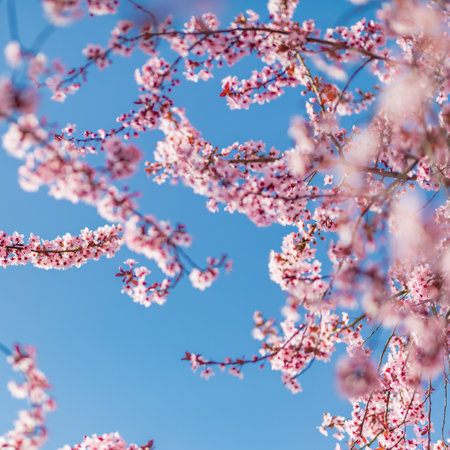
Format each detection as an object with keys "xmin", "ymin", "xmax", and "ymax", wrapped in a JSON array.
[
  {"xmin": 4, "ymin": 41, "xmax": 22, "ymax": 67},
  {"xmin": 60, "ymin": 432, "xmax": 145, "ymax": 450},
  {"xmin": 336, "ymin": 351, "xmax": 380, "ymax": 398},
  {"xmin": 0, "ymin": 345, "xmax": 55, "ymax": 449}
]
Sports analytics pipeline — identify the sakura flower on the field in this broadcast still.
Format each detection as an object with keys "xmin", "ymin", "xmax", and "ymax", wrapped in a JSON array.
[
  {"xmin": 82, "ymin": 44, "xmax": 111, "ymax": 69},
  {"xmin": 228, "ymin": 366, "xmax": 243, "ymax": 379},
  {"xmin": 200, "ymin": 367, "xmax": 215, "ymax": 380},
  {"xmin": 86, "ymin": 0, "xmax": 119, "ymax": 16},
  {"xmin": 0, "ymin": 80, "xmax": 38, "ymax": 119},
  {"xmin": 189, "ymin": 267, "xmax": 219, "ymax": 291},
  {"xmin": 324, "ymin": 174, "xmax": 333, "ymax": 185},
  {"xmin": 2, "ymin": 115, "xmax": 42, "ymax": 158},
  {"xmin": 42, "ymin": 0, "xmax": 83, "ymax": 26},
  {"xmin": 28, "ymin": 53, "xmax": 48, "ymax": 82},
  {"xmin": 336, "ymin": 352, "xmax": 379, "ymax": 398},
  {"xmin": 60, "ymin": 431, "xmax": 142, "ymax": 450},
  {"xmin": 4, "ymin": 41, "xmax": 22, "ymax": 67},
  {"xmin": 104, "ymin": 137, "xmax": 142, "ymax": 179}
]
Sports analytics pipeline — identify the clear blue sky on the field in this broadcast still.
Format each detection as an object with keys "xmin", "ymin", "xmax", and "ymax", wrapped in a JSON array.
[{"xmin": 0, "ymin": 1, "xmax": 399, "ymax": 449}]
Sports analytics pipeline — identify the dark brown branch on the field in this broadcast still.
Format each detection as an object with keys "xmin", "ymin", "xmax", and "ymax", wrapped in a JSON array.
[
  {"xmin": 185, "ymin": 324, "xmax": 306, "ymax": 368},
  {"xmin": 334, "ymin": 57, "xmax": 374, "ymax": 112},
  {"xmin": 225, "ymin": 157, "xmax": 281, "ymax": 164},
  {"xmin": 5, "ymin": 238, "xmax": 114, "ymax": 255}
]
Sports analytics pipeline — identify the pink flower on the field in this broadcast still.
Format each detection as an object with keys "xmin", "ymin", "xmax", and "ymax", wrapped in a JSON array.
[
  {"xmin": 105, "ymin": 137, "xmax": 142, "ymax": 179},
  {"xmin": 336, "ymin": 352, "xmax": 379, "ymax": 398},
  {"xmin": 189, "ymin": 267, "xmax": 219, "ymax": 290},
  {"xmin": 86, "ymin": 0, "xmax": 119, "ymax": 16},
  {"xmin": 4, "ymin": 41, "xmax": 22, "ymax": 67},
  {"xmin": 200, "ymin": 367, "xmax": 215, "ymax": 380},
  {"xmin": 0, "ymin": 80, "xmax": 38, "ymax": 118},
  {"xmin": 228, "ymin": 366, "xmax": 243, "ymax": 379},
  {"xmin": 63, "ymin": 431, "xmax": 141, "ymax": 449},
  {"xmin": 42, "ymin": 0, "xmax": 83, "ymax": 26},
  {"xmin": 82, "ymin": 44, "xmax": 111, "ymax": 69}
]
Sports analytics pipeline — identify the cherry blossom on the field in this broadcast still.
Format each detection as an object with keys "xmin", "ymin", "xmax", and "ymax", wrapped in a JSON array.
[
  {"xmin": 60, "ymin": 432, "xmax": 149, "ymax": 450},
  {"xmin": 4, "ymin": 41, "xmax": 22, "ymax": 67},
  {"xmin": 0, "ymin": 345, "xmax": 55, "ymax": 449},
  {"xmin": 0, "ymin": 224, "xmax": 123, "ymax": 269},
  {"xmin": 336, "ymin": 351, "xmax": 380, "ymax": 398}
]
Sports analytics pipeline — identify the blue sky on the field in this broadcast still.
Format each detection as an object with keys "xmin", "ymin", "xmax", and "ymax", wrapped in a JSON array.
[{"xmin": 0, "ymin": 0, "xmax": 414, "ymax": 449}]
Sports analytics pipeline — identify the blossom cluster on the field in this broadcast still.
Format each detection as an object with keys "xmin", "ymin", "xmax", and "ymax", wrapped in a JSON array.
[
  {"xmin": 116, "ymin": 259, "xmax": 170, "ymax": 307},
  {"xmin": 60, "ymin": 432, "xmax": 150, "ymax": 450},
  {"xmin": 0, "ymin": 224, "xmax": 123, "ymax": 269},
  {"xmin": 0, "ymin": 345, "xmax": 56, "ymax": 449},
  {"xmin": 0, "ymin": 90, "xmax": 223, "ymax": 299},
  {"xmin": 42, "ymin": 0, "xmax": 119, "ymax": 26}
]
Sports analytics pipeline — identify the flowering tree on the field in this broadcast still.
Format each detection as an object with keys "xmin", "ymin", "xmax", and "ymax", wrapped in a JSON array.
[{"xmin": 0, "ymin": 0, "xmax": 448, "ymax": 448}]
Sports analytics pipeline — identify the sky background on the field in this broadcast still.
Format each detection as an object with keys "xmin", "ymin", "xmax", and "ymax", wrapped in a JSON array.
[{"xmin": 0, "ymin": 1, "xmax": 444, "ymax": 449}]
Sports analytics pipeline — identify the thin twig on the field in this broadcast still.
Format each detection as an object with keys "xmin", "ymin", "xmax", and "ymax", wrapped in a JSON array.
[
  {"xmin": 377, "ymin": 327, "xmax": 397, "ymax": 372},
  {"xmin": 334, "ymin": 57, "xmax": 374, "ymax": 112},
  {"xmin": 333, "ymin": 313, "xmax": 366, "ymax": 336},
  {"xmin": 428, "ymin": 379, "xmax": 432, "ymax": 450},
  {"xmin": 225, "ymin": 157, "xmax": 281, "ymax": 164},
  {"xmin": 358, "ymin": 429, "xmax": 383, "ymax": 450},
  {"xmin": 363, "ymin": 323, "xmax": 382, "ymax": 345},
  {"xmin": 443, "ymin": 369, "xmax": 448, "ymax": 445}
]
